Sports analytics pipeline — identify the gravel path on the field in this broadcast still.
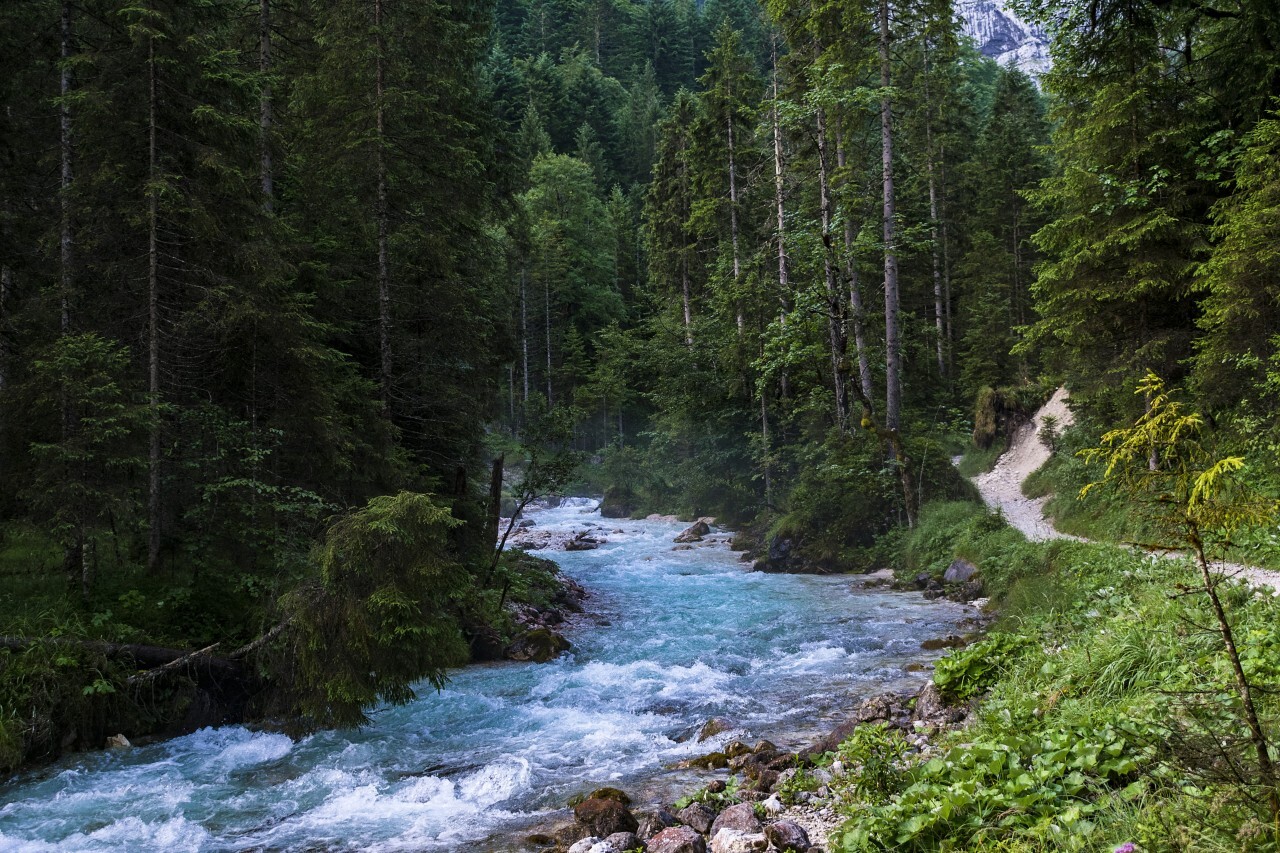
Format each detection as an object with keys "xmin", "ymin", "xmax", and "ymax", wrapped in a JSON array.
[{"xmin": 968, "ymin": 388, "xmax": 1280, "ymax": 591}]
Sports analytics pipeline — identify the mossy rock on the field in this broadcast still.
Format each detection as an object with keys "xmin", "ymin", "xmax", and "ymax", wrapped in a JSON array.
[
  {"xmin": 586, "ymin": 786, "xmax": 632, "ymax": 805},
  {"xmin": 504, "ymin": 628, "xmax": 571, "ymax": 662}
]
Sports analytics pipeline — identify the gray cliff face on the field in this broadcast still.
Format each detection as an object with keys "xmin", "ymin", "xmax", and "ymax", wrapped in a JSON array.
[{"xmin": 955, "ymin": 0, "xmax": 1050, "ymax": 79}]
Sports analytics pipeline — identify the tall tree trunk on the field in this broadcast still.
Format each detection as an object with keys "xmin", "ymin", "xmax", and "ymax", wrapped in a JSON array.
[
  {"xmin": 259, "ymin": 0, "xmax": 273, "ymax": 209},
  {"xmin": 836, "ymin": 130, "xmax": 874, "ymax": 410},
  {"xmin": 544, "ymin": 272, "xmax": 553, "ymax": 404},
  {"xmin": 941, "ymin": 155, "xmax": 953, "ymax": 366},
  {"xmin": 771, "ymin": 33, "xmax": 789, "ymax": 401},
  {"xmin": 680, "ymin": 133, "xmax": 693, "ymax": 347},
  {"xmin": 815, "ymin": 105, "xmax": 848, "ymax": 430},
  {"xmin": 147, "ymin": 20, "xmax": 162, "ymax": 574},
  {"xmin": 60, "ymin": 0, "xmax": 73, "ymax": 336},
  {"xmin": 923, "ymin": 40, "xmax": 945, "ymax": 377},
  {"xmin": 374, "ymin": 0, "xmax": 392, "ymax": 411},
  {"xmin": 520, "ymin": 264, "xmax": 529, "ymax": 405},
  {"xmin": 879, "ymin": 0, "xmax": 902, "ymax": 434},
  {"xmin": 727, "ymin": 87, "xmax": 743, "ymax": 334}
]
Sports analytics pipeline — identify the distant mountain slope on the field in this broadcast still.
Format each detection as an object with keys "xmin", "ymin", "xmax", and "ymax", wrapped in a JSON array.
[{"xmin": 955, "ymin": 0, "xmax": 1050, "ymax": 79}]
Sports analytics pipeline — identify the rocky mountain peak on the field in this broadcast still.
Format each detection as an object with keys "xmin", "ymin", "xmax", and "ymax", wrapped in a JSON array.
[{"xmin": 955, "ymin": 0, "xmax": 1050, "ymax": 79}]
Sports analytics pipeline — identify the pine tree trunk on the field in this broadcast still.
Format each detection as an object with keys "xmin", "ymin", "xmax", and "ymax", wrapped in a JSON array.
[
  {"xmin": 259, "ymin": 0, "xmax": 273, "ymax": 209},
  {"xmin": 771, "ymin": 34, "xmax": 789, "ymax": 401},
  {"xmin": 923, "ymin": 39, "xmax": 945, "ymax": 377},
  {"xmin": 520, "ymin": 264, "xmax": 529, "ymax": 406},
  {"xmin": 879, "ymin": 0, "xmax": 902, "ymax": 433},
  {"xmin": 374, "ymin": 0, "xmax": 392, "ymax": 411},
  {"xmin": 815, "ymin": 105, "xmax": 849, "ymax": 430},
  {"xmin": 836, "ymin": 130, "xmax": 874, "ymax": 410},
  {"xmin": 147, "ymin": 21, "xmax": 162, "ymax": 574},
  {"xmin": 60, "ymin": 0, "xmax": 73, "ymax": 335},
  {"xmin": 544, "ymin": 273, "xmax": 553, "ymax": 404},
  {"xmin": 727, "ymin": 88, "xmax": 743, "ymax": 334}
]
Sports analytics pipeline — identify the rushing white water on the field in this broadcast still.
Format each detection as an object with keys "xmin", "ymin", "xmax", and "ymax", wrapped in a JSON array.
[{"xmin": 0, "ymin": 499, "xmax": 972, "ymax": 852}]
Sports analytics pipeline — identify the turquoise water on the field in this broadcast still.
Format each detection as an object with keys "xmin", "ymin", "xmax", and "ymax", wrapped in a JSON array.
[{"xmin": 0, "ymin": 499, "xmax": 971, "ymax": 851}]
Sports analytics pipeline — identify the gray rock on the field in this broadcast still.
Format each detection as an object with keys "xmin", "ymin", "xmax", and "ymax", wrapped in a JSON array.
[
  {"xmin": 647, "ymin": 826, "xmax": 707, "ymax": 853},
  {"xmin": 913, "ymin": 681, "xmax": 947, "ymax": 722},
  {"xmin": 943, "ymin": 558, "xmax": 978, "ymax": 583},
  {"xmin": 764, "ymin": 820, "xmax": 811, "ymax": 853},
  {"xmin": 569, "ymin": 838, "xmax": 602, "ymax": 853},
  {"xmin": 636, "ymin": 807, "xmax": 680, "ymax": 840},
  {"xmin": 605, "ymin": 832, "xmax": 644, "ymax": 852},
  {"xmin": 709, "ymin": 803, "xmax": 762, "ymax": 837},
  {"xmin": 709, "ymin": 829, "xmax": 768, "ymax": 853},
  {"xmin": 676, "ymin": 802, "xmax": 716, "ymax": 835},
  {"xmin": 674, "ymin": 521, "xmax": 711, "ymax": 543}
]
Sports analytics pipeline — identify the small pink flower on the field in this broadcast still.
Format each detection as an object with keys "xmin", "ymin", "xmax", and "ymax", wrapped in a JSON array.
[{"xmin": 1114, "ymin": 844, "xmax": 1136, "ymax": 853}]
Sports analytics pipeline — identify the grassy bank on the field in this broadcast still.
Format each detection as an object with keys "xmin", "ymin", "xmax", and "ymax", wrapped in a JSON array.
[{"xmin": 823, "ymin": 500, "xmax": 1280, "ymax": 851}]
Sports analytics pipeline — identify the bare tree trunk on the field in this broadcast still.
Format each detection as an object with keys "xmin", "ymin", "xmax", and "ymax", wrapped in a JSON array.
[
  {"xmin": 147, "ymin": 20, "xmax": 162, "ymax": 574},
  {"xmin": 680, "ymin": 131, "xmax": 693, "ymax": 347},
  {"xmin": 1190, "ymin": 531, "xmax": 1279, "ymax": 823},
  {"xmin": 259, "ymin": 0, "xmax": 273, "ymax": 209},
  {"xmin": 815, "ymin": 105, "xmax": 849, "ymax": 430},
  {"xmin": 879, "ymin": 0, "xmax": 902, "ymax": 434},
  {"xmin": 836, "ymin": 131, "xmax": 874, "ymax": 410},
  {"xmin": 941, "ymin": 155, "xmax": 953, "ymax": 364},
  {"xmin": 374, "ymin": 0, "xmax": 392, "ymax": 411}
]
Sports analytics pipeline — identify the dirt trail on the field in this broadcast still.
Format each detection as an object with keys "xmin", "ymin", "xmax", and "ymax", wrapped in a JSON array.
[{"xmin": 968, "ymin": 387, "xmax": 1280, "ymax": 591}]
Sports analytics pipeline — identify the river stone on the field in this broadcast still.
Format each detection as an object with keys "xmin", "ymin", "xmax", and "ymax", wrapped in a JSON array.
[
  {"xmin": 920, "ymin": 635, "xmax": 966, "ymax": 651},
  {"xmin": 709, "ymin": 803, "xmax": 762, "ymax": 837},
  {"xmin": 569, "ymin": 838, "xmax": 602, "ymax": 853},
  {"xmin": 605, "ymin": 832, "xmax": 643, "ymax": 851},
  {"xmin": 724, "ymin": 740, "xmax": 752, "ymax": 758},
  {"xmin": 675, "ymin": 802, "xmax": 716, "ymax": 834},
  {"xmin": 587, "ymin": 787, "xmax": 633, "ymax": 805},
  {"xmin": 647, "ymin": 826, "xmax": 707, "ymax": 853},
  {"xmin": 505, "ymin": 628, "xmax": 571, "ymax": 662},
  {"xmin": 673, "ymin": 520, "xmax": 710, "ymax": 543},
  {"xmin": 636, "ymin": 806, "xmax": 680, "ymax": 840},
  {"xmin": 709, "ymin": 829, "xmax": 768, "ymax": 853},
  {"xmin": 764, "ymin": 820, "xmax": 810, "ymax": 853},
  {"xmin": 943, "ymin": 558, "xmax": 978, "ymax": 583},
  {"xmin": 697, "ymin": 718, "xmax": 734, "ymax": 742},
  {"xmin": 575, "ymin": 797, "xmax": 639, "ymax": 837}
]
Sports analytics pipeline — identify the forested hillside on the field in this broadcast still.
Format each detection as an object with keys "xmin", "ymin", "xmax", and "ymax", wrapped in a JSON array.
[{"xmin": 3, "ymin": 0, "xmax": 1280, "ymax": 838}]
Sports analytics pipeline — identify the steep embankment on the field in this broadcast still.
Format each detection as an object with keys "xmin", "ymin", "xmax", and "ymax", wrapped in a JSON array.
[{"xmin": 971, "ymin": 387, "xmax": 1280, "ymax": 590}]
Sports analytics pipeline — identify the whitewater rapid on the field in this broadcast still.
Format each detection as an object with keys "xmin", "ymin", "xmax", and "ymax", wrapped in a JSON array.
[{"xmin": 0, "ymin": 498, "xmax": 972, "ymax": 851}]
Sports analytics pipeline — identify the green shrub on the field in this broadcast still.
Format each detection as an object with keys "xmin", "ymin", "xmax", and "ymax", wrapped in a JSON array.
[{"xmin": 933, "ymin": 632, "xmax": 1032, "ymax": 703}]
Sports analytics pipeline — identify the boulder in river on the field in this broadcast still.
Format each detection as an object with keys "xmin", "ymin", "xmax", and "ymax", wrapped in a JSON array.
[
  {"xmin": 673, "ymin": 520, "xmax": 711, "ymax": 543},
  {"xmin": 566, "ymin": 532, "xmax": 602, "ymax": 551},
  {"xmin": 504, "ymin": 628, "xmax": 571, "ymax": 662},
  {"xmin": 568, "ymin": 837, "xmax": 601, "ymax": 853},
  {"xmin": 648, "ymin": 826, "xmax": 707, "ymax": 853},
  {"xmin": 697, "ymin": 717, "xmax": 734, "ymax": 742},
  {"xmin": 600, "ymin": 486, "xmax": 637, "ymax": 519},
  {"xmin": 575, "ymin": 795, "xmax": 639, "ymax": 837}
]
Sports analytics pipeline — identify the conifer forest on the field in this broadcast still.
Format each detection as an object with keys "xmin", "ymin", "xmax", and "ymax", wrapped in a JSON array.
[{"xmin": 3, "ymin": 0, "xmax": 1280, "ymax": 849}]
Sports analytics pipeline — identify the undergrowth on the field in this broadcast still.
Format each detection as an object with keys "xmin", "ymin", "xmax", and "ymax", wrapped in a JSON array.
[{"xmin": 836, "ymin": 499, "xmax": 1280, "ymax": 851}]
